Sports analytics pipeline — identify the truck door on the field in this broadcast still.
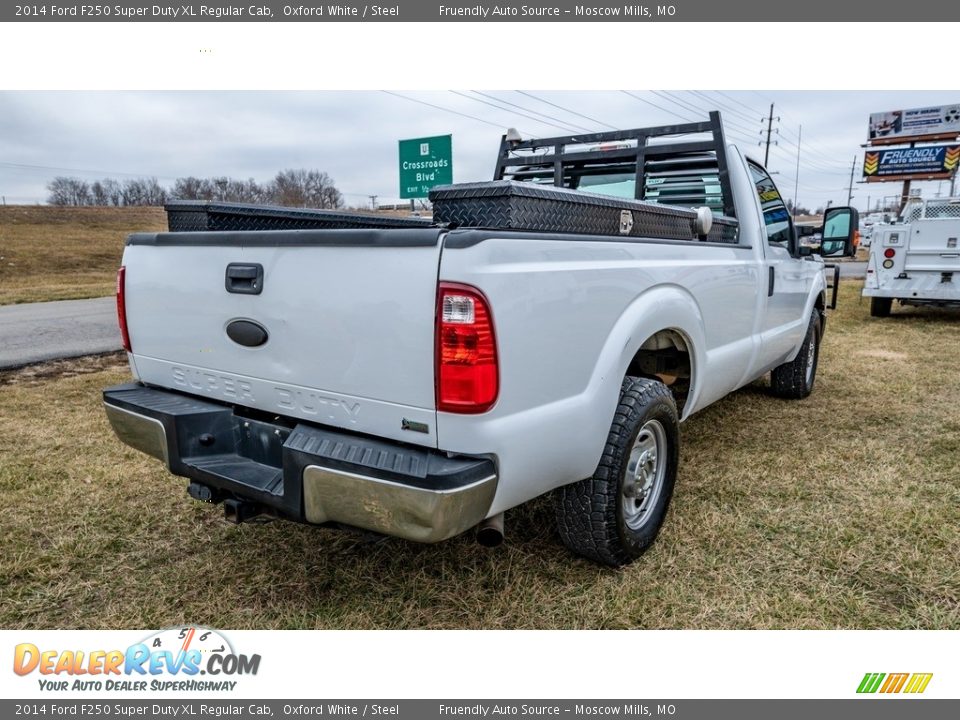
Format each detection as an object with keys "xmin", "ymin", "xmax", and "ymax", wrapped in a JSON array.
[{"xmin": 747, "ymin": 161, "xmax": 810, "ymax": 369}]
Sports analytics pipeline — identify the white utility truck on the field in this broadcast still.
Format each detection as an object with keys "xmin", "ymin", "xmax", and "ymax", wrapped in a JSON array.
[
  {"xmin": 103, "ymin": 112, "xmax": 857, "ymax": 566},
  {"xmin": 863, "ymin": 197, "xmax": 960, "ymax": 317}
]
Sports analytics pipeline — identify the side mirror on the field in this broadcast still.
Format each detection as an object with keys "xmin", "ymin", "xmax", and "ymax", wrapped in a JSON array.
[{"xmin": 820, "ymin": 206, "xmax": 860, "ymax": 257}]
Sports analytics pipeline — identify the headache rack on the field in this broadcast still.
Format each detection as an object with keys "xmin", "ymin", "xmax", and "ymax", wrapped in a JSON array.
[
  {"xmin": 493, "ymin": 110, "xmax": 736, "ymax": 219},
  {"xmin": 430, "ymin": 111, "xmax": 739, "ymax": 243}
]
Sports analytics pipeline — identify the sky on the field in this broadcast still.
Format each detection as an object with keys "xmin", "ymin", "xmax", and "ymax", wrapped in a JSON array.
[{"xmin": 1, "ymin": 90, "xmax": 957, "ymax": 212}]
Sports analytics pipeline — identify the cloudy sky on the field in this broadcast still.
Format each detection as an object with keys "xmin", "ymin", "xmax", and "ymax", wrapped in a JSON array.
[{"xmin": 1, "ymin": 90, "xmax": 957, "ymax": 212}]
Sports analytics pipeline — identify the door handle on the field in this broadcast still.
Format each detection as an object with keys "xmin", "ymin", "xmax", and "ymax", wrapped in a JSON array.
[
  {"xmin": 225, "ymin": 263, "xmax": 264, "ymax": 295},
  {"xmin": 768, "ymin": 266, "xmax": 775, "ymax": 297}
]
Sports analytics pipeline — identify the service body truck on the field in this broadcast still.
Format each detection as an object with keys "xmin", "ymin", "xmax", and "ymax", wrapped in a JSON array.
[
  {"xmin": 864, "ymin": 197, "xmax": 960, "ymax": 316},
  {"xmin": 104, "ymin": 113, "xmax": 857, "ymax": 566}
]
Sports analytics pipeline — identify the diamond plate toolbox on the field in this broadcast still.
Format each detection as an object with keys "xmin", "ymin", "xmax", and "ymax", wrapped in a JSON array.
[
  {"xmin": 430, "ymin": 181, "xmax": 739, "ymax": 243},
  {"xmin": 165, "ymin": 201, "xmax": 434, "ymax": 232}
]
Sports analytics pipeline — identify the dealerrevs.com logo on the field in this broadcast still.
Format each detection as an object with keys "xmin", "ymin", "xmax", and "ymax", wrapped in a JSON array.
[
  {"xmin": 857, "ymin": 672, "xmax": 933, "ymax": 694},
  {"xmin": 13, "ymin": 627, "xmax": 261, "ymax": 692}
]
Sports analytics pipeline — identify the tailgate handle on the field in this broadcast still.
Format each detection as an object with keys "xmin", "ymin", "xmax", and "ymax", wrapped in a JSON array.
[{"xmin": 225, "ymin": 263, "xmax": 264, "ymax": 295}]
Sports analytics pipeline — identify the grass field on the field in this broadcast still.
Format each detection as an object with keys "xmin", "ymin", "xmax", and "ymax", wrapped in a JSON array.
[
  {"xmin": 0, "ymin": 206, "xmax": 166, "ymax": 305},
  {"xmin": 1, "ymin": 282, "xmax": 958, "ymax": 629}
]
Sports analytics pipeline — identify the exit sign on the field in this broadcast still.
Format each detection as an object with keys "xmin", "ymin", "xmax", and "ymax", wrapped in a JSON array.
[{"xmin": 399, "ymin": 135, "xmax": 452, "ymax": 199}]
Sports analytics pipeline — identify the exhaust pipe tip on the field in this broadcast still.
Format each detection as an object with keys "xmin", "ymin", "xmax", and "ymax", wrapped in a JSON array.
[{"xmin": 476, "ymin": 513, "xmax": 504, "ymax": 548}]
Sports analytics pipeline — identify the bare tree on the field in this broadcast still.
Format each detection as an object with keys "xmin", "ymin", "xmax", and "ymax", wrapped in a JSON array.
[
  {"xmin": 47, "ymin": 177, "xmax": 91, "ymax": 206},
  {"xmin": 101, "ymin": 178, "xmax": 122, "ymax": 206},
  {"xmin": 141, "ymin": 177, "xmax": 167, "ymax": 206},
  {"xmin": 268, "ymin": 169, "xmax": 343, "ymax": 208},
  {"xmin": 118, "ymin": 177, "xmax": 166, "ymax": 206},
  {"xmin": 172, "ymin": 176, "xmax": 211, "ymax": 201},
  {"xmin": 172, "ymin": 176, "xmax": 268, "ymax": 203},
  {"xmin": 48, "ymin": 170, "xmax": 343, "ymax": 208}
]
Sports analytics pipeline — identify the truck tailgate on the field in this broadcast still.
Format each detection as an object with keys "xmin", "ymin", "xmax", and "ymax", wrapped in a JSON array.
[{"xmin": 122, "ymin": 228, "xmax": 444, "ymax": 448}]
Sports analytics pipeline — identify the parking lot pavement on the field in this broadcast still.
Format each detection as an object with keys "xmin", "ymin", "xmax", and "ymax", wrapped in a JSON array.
[{"xmin": 0, "ymin": 297, "xmax": 120, "ymax": 369}]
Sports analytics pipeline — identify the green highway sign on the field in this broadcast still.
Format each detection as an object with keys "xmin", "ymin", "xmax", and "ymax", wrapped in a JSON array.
[{"xmin": 399, "ymin": 134, "xmax": 452, "ymax": 199}]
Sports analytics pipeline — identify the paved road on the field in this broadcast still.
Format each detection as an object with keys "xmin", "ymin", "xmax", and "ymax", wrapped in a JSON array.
[{"xmin": 0, "ymin": 297, "xmax": 120, "ymax": 369}]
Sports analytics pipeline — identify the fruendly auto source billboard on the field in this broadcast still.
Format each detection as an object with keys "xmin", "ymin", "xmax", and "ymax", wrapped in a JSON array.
[
  {"xmin": 868, "ymin": 105, "xmax": 960, "ymax": 144},
  {"xmin": 863, "ymin": 145, "xmax": 960, "ymax": 182}
]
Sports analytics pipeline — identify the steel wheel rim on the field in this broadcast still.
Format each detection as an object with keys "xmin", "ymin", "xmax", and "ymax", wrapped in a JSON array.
[{"xmin": 622, "ymin": 419, "xmax": 667, "ymax": 531}]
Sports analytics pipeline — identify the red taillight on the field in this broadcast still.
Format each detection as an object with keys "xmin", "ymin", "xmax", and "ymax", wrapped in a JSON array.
[
  {"xmin": 116, "ymin": 266, "xmax": 131, "ymax": 352},
  {"xmin": 436, "ymin": 282, "xmax": 498, "ymax": 413},
  {"xmin": 884, "ymin": 248, "xmax": 896, "ymax": 258}
]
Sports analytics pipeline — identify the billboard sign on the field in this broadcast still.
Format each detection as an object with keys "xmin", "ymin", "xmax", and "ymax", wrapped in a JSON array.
[
  {"xmin": 863, "ymin": 145, "xmax": 960, "ymax": 181},
  {"xmin": 399, "ymin": 134, "xmax": 452, "ymax": 199},
  {"xmin": 868, "ymin": 105, "xmax": 960, "ymax": 144}
]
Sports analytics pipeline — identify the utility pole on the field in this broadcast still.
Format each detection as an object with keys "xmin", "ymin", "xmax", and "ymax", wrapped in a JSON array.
[
  {"xmin": 846, "ymin": 155, "xmax": 857, "ymax": 206},
  {"xmin": 900, "ymin": 180, "xmax": 912, "ymax": 211},
  {"xmin": 763, "ymin": 103, "xmax": 779, "ymax": 167},
  {"xmin": 368, "ymin": 195, "xmax": 378, "ymax": 211},
  {"xmin": 792, "ymin": 123, "xmax": 802, "ymax": 217}
]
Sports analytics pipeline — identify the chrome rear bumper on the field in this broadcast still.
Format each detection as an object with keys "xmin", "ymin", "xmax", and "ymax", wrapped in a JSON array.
[{"xmin": 103, "ymin": 383, "xmax": 497, "ymax": 543}]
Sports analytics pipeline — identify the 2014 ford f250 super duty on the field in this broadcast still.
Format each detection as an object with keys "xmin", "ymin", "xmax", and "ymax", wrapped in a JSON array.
[{"xmin": 104, "ymin": 112, "xmax": 858, "ymax": 565}]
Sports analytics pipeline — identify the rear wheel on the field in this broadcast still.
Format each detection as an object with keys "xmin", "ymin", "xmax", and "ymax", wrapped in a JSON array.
[
  {"xmin": 870, "ymin": 297, "xmax": 893, "ymax": 318},
  {"xmin": 553, "ymin": 376, "xmax": 679, "ymax": 566},
  {"xmin": 770, "ymin": 308, "xmax": 821, "ymax": 400}
]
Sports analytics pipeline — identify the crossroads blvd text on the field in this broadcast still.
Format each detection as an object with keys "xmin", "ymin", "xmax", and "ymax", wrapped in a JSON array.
[{"xmin": 437, "ymin": 4, "xmax": 676, "ymax": 17}]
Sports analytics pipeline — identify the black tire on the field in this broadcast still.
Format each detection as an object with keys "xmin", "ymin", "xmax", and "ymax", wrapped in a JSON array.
[
  {"xmin": 770, "ymin": 308, "xmax": 821, "ymax": 400},
  {"xmin": 554, "ymin": 376, "xmax": 679, "ymax": 567},
  {"xmin": 870, "ymin": 297, "xmax": 892, "ymax": 318}
]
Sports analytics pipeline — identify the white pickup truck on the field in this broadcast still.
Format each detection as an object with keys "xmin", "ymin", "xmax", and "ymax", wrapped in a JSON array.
[
  {"xmin": 863, "ymin": 197, "xmax": 960, "ymax": 316},
  {"xmin": 104, "ymin": 112, "xmax": 857, "ymax": 566}
]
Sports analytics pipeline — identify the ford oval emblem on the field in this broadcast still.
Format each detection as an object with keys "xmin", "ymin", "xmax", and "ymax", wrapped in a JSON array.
[{"xmin": 226, "ymin": 319, "xmax": 269, "ymax": 348}]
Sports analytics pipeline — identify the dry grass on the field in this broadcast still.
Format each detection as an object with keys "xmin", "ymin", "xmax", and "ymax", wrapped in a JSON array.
[
  {"xmin": 0, "ymin": 206, "xmax": 166, "ymax": 305},
  {"xmin": 0, "ymin": 282, "xmax": 958, "ymax": 629}
]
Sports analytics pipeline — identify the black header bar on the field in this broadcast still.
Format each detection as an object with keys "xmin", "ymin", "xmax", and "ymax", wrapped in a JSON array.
[{"xmin": 4, "ymin": 0, "xmax": 956, "ymax": 22}]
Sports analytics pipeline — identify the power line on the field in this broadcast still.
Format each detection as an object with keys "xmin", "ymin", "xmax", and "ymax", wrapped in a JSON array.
[
  {"xmin": 774, "ymin": 129, "xmax": 853, "ymax": 169},
  {"xmin": 746, "ymin": 91, "xmax": 857, "ymax": 168},
  {"xmin": 766, "ymin": 143, "xmax": 852, "ymax": 175},
  {"xmin": 381, "ymin": 90, "xmax": 534, "ymax": 136},
  {"xmin": 0, "ymin": 160, "xmax": 177, "ymax": 180},
  {"xmin": 448, "ymin": 90, "xmax": 580, "ymax": 133},
  {"xmin": 656, "ymin": 90, "xmax": 760, "ymax": 138},
  {"xmin": 620, "ymin": 90, "xmax": 699, "ymax": 123},
  {"xmin": 513, "ymin": 91, "xmax": 620, "ymax": 131},
  {"xmin": 686, "ymin": 90, "xmax": 761, "ymax": 127},
  {"xmin": 616, "ymin": 91, "xmax": 764, "ymax": 152},
  {"xmin": 470, "ymin": 91, "xmax": 596, "ymax": 133},
  {"xmin": 650, "ymin": 90, "xmax": 710, "ymax": 119},
  {"xmin": 654, "ymin": 90, "xmax": 758, "ymax": 137},
  {"xmin": 715, "ymin": 90, "xmax": 767, "ymax": 117}
]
